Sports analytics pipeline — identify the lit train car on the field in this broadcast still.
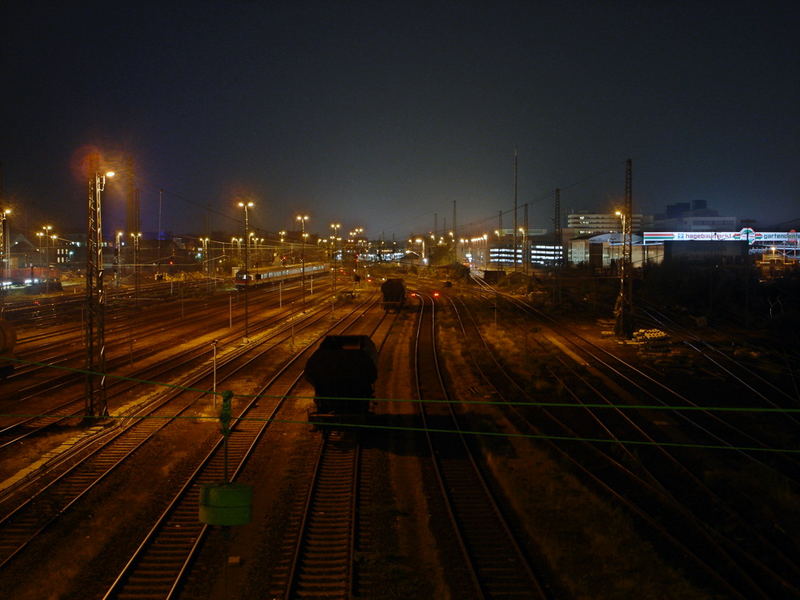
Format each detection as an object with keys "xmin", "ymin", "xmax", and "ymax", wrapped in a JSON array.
[{"xmin": 234, "ymin": 262, "xmax": 327, "ymax": 289}]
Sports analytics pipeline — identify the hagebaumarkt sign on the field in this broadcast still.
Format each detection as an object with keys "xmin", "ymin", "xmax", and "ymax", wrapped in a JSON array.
[{"xmin": 643, "ymin": 229, "xmax": 794, "ymax": 245}]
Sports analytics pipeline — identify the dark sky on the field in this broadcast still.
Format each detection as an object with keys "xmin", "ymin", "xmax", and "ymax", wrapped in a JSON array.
[{"xmin": 2, "ymin": 0, "xmax": 799, "ymax": 240}]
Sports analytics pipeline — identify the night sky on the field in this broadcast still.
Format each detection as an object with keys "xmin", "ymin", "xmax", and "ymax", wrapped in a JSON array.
[{"xmin": 2, "ymin": 1, "xmax": 798, "ymax": 240}]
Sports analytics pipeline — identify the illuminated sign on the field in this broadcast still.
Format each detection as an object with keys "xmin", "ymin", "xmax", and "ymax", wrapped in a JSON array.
[{"xmin": 643, "ymin": 229, "xmax": 794, "ymax": 245}]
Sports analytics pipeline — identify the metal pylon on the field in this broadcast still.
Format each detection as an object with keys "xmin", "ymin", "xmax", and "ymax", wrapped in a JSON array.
[
  {"xmin": 614, "ymin": 159, "xmax": 634, "ymax": 338},
  {"xmin": 85, "ymin": 154, "xmax": 108, "ymax": 418}
]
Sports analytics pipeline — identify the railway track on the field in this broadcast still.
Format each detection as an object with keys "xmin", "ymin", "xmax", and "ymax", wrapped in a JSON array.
[
  {"xmin": 4, "ymin": 276, "xmax": 316, "ymax": 391},
  {"xmin": 276, "ymin": 308, "xmax": 398, "ymax": 599},
  {"xmin": 413, "ymin": 292, "xmax": 547, "ymax": 599},
  {"xmin": 0, "ymin": 294, "xmax": 379, "ymax": 575},
  {"xmin": 283, "ymin": 430, "xmax": 360, "ymax": 599},
  {"xmin": 102, "ymin": 296, "xmax": 384, "ymax": 599},
  {"xmin": 455, "ymin": 277, "xmax": 800, "ymax": 597},
  {"xmin": 0, "ymin": 281, "xmax": 329, "ymax": 449}
]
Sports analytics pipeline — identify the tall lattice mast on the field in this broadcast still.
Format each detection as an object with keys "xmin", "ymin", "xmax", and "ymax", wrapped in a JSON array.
[
  {"xmin": 513, "ymin": 148, "xmax": 518, "ymax": 271},
  {"xmin": 614, "ymin": 159, "xmax": 634, "ymax": 338},
  {"xmin": 85, "ymin": 153, "xmax": 110, "ymax": 418}
]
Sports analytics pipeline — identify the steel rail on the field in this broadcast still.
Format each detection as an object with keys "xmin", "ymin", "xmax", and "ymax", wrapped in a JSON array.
[
  {"xmin": 0, "ymin": 293, "xmax": 360, "ymax": 570},
  {"xmin": 414, "ymin": 292, "xmax": 547, "ymax": 599},
  {"xmin": 457, "ymin": 280, "xmax": 800, "ymax": 596},
  {"xmin": 102, "ymin": 295, "xmax": 381, "ymax": 599}
]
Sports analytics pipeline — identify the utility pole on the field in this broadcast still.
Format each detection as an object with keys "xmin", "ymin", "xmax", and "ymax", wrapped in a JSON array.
[
  {"xmin": 513, "ymin": 148, "xmax": 518, "ymax": 272},
  {"xmin": 0, "ymin": 209, "xmax": 9, "ymax": 310},
  {"xmin": 614, "ymin": 159, "xmax": 634, "ymax": 338},
  {"xmin": 240, "ymin": 201, "xmax": 254, "ymax": 340},
  {"xmin": 85, "ymin": 153, "xmax": 114, "ymax": 419},
  {"xmin": 554, "ymin": 188, "xmax": 562, "ymax": 264},
  {"xmin": 0, "ymin": 160, "xmax": 8, "ymax": 302},
  {"xmin": 452, "ymin": 200, "xmax": 457, "ymax": 263},
  {"xmin": 523, "ymin": 203, "xmax": 529, "ymax": 275},
  {"xmin": 554, "ymin": 188, "xmax": 562, "ymax": 304}
]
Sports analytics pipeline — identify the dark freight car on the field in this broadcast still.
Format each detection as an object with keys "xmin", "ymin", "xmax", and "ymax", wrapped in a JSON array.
[
  {"xmin": 380, "ymin": 278, "xmax": 406, "ymax": 311},
  {"xmin": 304, "ymin": 335, "xmax": 378, "ymax": 423}
]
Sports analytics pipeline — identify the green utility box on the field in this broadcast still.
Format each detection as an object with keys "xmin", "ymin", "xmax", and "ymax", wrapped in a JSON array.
[{"xmin": 199, "ymin": 482, "xmax": 253, "ymax": 526}]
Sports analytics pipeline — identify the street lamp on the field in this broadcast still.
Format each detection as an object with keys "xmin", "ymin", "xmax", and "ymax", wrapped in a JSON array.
[
  {"xmin": 201, "ymin": 237, "xmax": 210, "ymax": 281},
  {"xmin": 238, "ymin": 200, "xmax": 254, "ymax": 341},
  {"xmin": 330, "ymin": 223, "xmax": 340, "ymax": 292},
  {"xmin": 115, "ymin": 231, "xmax": 124, "ymax": 286},
  {"xmin": 278, "ymin": 230, "xmax": 286, "ymax": 264},
  {"xmin": 0, "ymin": 209, "xmax": 10, "ymax": 291},
  {"xmin": 40, "ymin": 225, "xmax": 53, "ymax": 267},
  {"xmin": 85, "ymin": 160, "xmax": 115, "ymax": 418},
  {"xmin": 0, "ymin": 209, "xmax": 11, "ymax": 308},
  {"xmin": 130, "ymin": 232, "xmax": 141, "ymax": 301},
  {"xmin": 296, "ymin": 214, "xmax": 309, "ymax": 305},
  {"xmin": 35, "ymin": 232, "xmax": 44, "ymax": 263},
  {"xmin": 613, "ymin": 207, "xmax": 633, "ymax": 338},
  {"xmin": 614, "ymin": 210, "xmax": 626, "ymax": 265},
  {"xmin": 414, "ymin": 237, "xmax": 427, "ymax": 265}
]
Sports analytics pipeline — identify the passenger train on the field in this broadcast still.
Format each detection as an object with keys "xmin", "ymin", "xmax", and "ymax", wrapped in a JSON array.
[{"xmin": 234, "ymin": 262, "xmax": 327, "ymax": 290}]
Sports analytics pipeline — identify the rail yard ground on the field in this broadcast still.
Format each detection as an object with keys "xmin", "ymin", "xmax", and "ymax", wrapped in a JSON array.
[{"xmin": 0, "ymin": 265, "xmax": 798, "ymax": 599}]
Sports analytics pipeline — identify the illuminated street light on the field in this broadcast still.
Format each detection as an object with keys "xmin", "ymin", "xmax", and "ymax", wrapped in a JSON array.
[
  {"xmin": 85, "ymin": 158, "xmax": 115, "ymax": 418},
  {"xmin": 39, "ymin": 225, "xmax": 53, "ymax": 267},
  {"xmin": 0, "ymin": 209, "xmax": 11, "ymax": 292},
  {"xmin": 330, "ymin": 223, "xmax": 341, "ymax": 292},
  {"xmin": 115, "ymin": 231, "xmax": 124, "ymax": 286},
  {"xmin": 296, "ymin": 214, "xmax": 309, "ymax": 305},
  {"xmin": 238, "ymin": 200, "xmax": 254, "ymax": 341},
  {"xmin": 130, "ymin": 232, "xmax": 141, "ymax": 301},
  {"xmin": 414, "ymin": 237, "xmax": 427, "ymax": 265},
  {"xmin": 201, "ymin": 237, "xmax": 210, "ymax": 278}
]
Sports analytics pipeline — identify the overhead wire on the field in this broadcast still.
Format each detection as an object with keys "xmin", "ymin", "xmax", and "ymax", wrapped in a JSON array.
[{"xmin": 2, "ymin": 356, "xmax": 798, "ymax": 455}]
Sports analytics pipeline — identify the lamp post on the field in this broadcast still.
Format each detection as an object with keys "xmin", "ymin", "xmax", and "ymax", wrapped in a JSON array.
[
  {"xmin": 614, "ymin": 190, "xmax": 634, "ymax": 336},
  {"xmin": 85, "ymin": 158, "xmax": 115, "ymax": 419},
  {"xmin": 130, "ymin": 232, "xmax": 141, "ymax": 302},
  {"xmin": 238, "ymin": 201, "xmax": 254, "ymax": 341},
  {"xmin": 201, "ymin": 237, "xmax": 210, "ymax": 284},
  {"xmin": 518, "ymin": 227, "xmax": 528, "ymax": 274},
  {"xmin": 0, "ymin": 209, "xmax": 10, "ymax": 305},
  {"xmin": 41, "ymin": 226, "xmax": 54, "ymax": 292},
  {"xmin": 414, "ymin": 237, "xmax": 426, "ymax": 266},
  {"xmin": 231, "ymin": 237, "xmax": 241, "ymax": 265},
  {"xmin": 42, "ymin": 225, "xmax": 53, "ymax": 267},
  {"xmin": 115, "ymin": 231, "xmax": 124, "ymax": 287},
  {"xmin": 296, "ymin": 214, "xmax": 309, "ymax": 305},
  {"xmin": 50, "ymin": 233, "xmax": 58, "ymax": 270},
  {"xmin": 278, "ymin": 231, "xmax": 286, "ymax": 265},
  {"xmin": 330, "ymin": 223, "xmax": 340, "ymax": 292},
  {"xmin": 35, "ymin": 232, "xmax": 43, "ymax": 264}
]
